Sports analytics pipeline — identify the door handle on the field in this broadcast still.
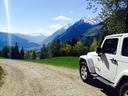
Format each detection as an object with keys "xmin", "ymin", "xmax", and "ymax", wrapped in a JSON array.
[{"xmin": 110, "ymin": 58, "xmax": 118, "ymax": 65}]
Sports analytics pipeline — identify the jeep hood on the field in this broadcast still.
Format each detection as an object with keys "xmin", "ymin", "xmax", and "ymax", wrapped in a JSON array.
[
  {"xmin": 80, "ymin": 51, "xmax": 97, "ymax": 59},
  {"xmin": 87, "ymin": 52, "xmax": 97, "ymax": 56}
]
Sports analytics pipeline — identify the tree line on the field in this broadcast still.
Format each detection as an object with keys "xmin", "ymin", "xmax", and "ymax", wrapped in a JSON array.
[
  {"xmin": 0, "ymin": 42, "xmax": 38, "ymax": 59},
  {"xmin": 0, "ymin": 38, "xmax": 98, "ymax": 59},
  {"xmin": 0, "ymin": 43, "xmax": 24, "ymax": 59},
  {"xmin": 41, "ymin": 38, "xmax": 97, "ymax": 59}
]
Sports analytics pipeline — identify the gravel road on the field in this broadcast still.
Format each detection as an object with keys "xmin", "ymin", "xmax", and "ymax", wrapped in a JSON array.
[{"xmin": 0, "ymin": 59, "xmax": 116, "ymax": 96}]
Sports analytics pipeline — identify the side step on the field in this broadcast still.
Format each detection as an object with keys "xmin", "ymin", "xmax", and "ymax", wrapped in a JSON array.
[
  {"xmin": 91, "ymin": 74, "xmax": 114, "ymax": 86},
  {"xmin": 91, "ymin": 73, "xmax": 98, "ymax": 79}
]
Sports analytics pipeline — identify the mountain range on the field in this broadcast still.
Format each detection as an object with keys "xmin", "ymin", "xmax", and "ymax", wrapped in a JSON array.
[
  {"xmin": 42, "ymin": 17, "xmax": 103, "ymax": 45},
  {"xmin": 0, "ymin": 17, "xmax": 103, "ymax": 50}
]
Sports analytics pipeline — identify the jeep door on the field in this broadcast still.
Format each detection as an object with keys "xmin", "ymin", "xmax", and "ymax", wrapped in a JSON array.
[{"xmin": 98, "ymin": 38, "xmax": 118, "ymax": 81}]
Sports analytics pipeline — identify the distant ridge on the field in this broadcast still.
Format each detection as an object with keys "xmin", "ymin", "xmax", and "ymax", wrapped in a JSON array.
[
  {"xmin": 15, "ymin": 33, "xmax": 47, "ymax": 44},
  {"xmin": 0, "ymin": 32, "xmax": 40, "ymax": 49}
]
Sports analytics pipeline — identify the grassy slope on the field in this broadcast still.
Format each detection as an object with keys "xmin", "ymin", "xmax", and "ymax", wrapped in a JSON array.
[
  {"xmin": 83, "ymin": 24, "xmax": 103, "ymax": 37},
  {"xmin": 27, "ymin": 56, "xmax": 79, "ymax": 69}
]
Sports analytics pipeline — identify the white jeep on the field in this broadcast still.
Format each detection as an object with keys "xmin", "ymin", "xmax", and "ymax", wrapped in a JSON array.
[{"xmin": 79, "ymin": 33, "xmax": 128, "ymax": 96}]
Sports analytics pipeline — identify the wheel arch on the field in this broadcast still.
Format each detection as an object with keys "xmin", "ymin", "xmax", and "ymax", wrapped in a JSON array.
[
  {"xmin": 79, "ymin": 58, "xmax": 87, "ymax": 65},
  {"xmin": 79, "ymin": 57, "xmax": 96, "ymax": 74},
  {"xmin": 116, "ymin": 76, "xmax": 128, "ymax": 89}
]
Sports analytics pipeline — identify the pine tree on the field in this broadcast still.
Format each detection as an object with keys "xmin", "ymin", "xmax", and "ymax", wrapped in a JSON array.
[
  {"xmin": 20, "ymin": 47, "xmax": 24, "ymax": 59},
  {"xmin": 40, "ymin": 44, "xmax": 47, "ymax": 59},
  {"xmin": 55, "ymin": 39, "xmax": 61, "ymax": 56},
  {"xmin": 48, "ymin": 40, "xmax": 61, "ymax": 57},
  {"xmin": 71, "ymin": 37, "xmax": 78, "ymax": 46},
  {"xmin": 13, "ymin": 42, "xmax": 20, "ymax": 59},
  {"xmin": 10, "ymin": 46, "xmax": 14, "ymax": 59},
  {"xmin": 2, "ymin": 46, "xmax": 9, "ymax": 58}
]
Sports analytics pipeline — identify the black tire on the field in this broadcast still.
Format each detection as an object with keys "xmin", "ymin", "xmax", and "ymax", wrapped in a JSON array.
[
  {"xmin": 119, "ymin": 83, "xmax": 128, "ymax": 96},
  {"xmin": 79, "ymin": 61, "xmax": 92, "ymax": 83}
]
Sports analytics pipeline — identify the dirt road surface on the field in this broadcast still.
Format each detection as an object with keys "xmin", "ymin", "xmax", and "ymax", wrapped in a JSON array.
[{"xmin": 0, "ymin": 59, "xmax": 116, "ymax": 96}]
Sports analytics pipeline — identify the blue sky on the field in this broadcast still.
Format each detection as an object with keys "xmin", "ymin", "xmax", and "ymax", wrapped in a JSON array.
[{"xmin": 0, "ymin": 0, "xmax": 101, "ymax": 36}]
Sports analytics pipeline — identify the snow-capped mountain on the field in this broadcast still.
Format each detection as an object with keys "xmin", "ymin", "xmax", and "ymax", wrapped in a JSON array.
[
  {"xmin": 42, "ymin": 17, "xmax": 101, "ymax": 45},
  {"xmin": 81, "ymin": 17, "xmax": 101, "ymax": 25}
]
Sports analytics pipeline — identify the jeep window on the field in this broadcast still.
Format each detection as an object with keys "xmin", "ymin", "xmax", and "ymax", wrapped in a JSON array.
[
  {"xmin": 102, "ymin": 38, "xmax": 118, "ymax": 54},
  {"xmin": 122, "ymin": 38, "xmax": 128, "ymax": 57}
]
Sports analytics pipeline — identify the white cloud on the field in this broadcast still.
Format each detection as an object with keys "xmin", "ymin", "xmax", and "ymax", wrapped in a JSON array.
[
  {"xmin": 49, "ymin": 24, "xmax": 63, "ymax": 29},
  {"xmin": 53, "ymin": 15, "xmax": 72, "ymax": 21}
]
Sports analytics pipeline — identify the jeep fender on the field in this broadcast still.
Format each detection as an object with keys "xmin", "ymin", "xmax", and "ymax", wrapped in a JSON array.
[
  {"xmin": 80, "ymin": 55, "xmax": 96, "ymax": 74},
  {"xmin": 114, "ymin": 70, "xmax": 128, "ymax": 88}
]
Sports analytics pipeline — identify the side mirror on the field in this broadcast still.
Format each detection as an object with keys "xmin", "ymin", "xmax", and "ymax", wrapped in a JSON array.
[{"xmin": 96, "ymin": 47, "xmax": 102, "ymax": 56}]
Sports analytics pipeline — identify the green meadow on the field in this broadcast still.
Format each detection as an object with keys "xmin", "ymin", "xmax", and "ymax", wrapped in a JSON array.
[{"xmin": 27, "ymin": 56, "xmax": 79, "ymax": 69}]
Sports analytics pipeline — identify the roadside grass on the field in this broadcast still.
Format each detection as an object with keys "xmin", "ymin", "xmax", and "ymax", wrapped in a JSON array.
[
  {"xmin": 0, "ymin": 57, "xmax": 5, "ymax": 59},
  {"xmin": 26, "ymin": 56, "xmax": 79, "ymax": 69},
  {"xmin": 0, "ymin": 66, "xmax": 4, "ymax": 80}
]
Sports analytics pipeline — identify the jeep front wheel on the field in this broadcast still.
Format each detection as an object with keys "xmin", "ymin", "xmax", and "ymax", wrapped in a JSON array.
[
  {"xmin": 119, "ymin": 83, "xmax": 128, "ymax": 96},
  {"xmin": 80, "ymin": 62, "xmax": 92, "ymax": 82}
]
